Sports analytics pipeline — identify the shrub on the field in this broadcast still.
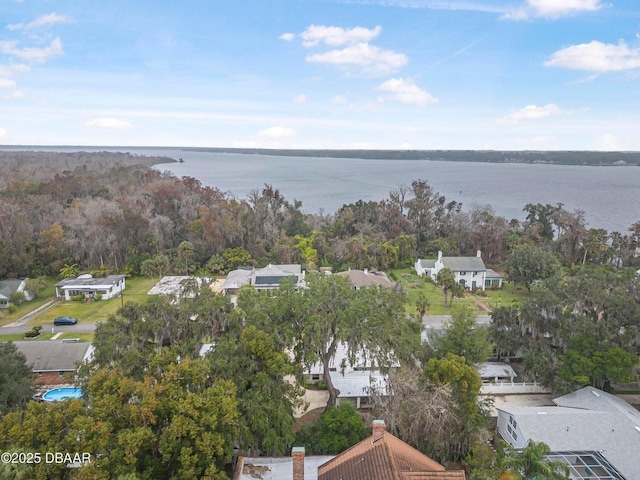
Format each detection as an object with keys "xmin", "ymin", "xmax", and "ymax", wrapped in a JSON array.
[
  {"xmin": 72, "ymin": 294, "xmax": 84, "ymax": 302},
  {"xmin": 24, "ymin": 329, "xmax": 40, "ymax": 338},
  {"xmin": 10, "ymin": 291, "xmax": 25, "ymax": 306},
  {"xmin": 7, "ymin": 305, "xmax": 17, "ymax": 314},
  {"xmin": 95, "ymin": 293, "xmax": 103, "ymax": 301}
]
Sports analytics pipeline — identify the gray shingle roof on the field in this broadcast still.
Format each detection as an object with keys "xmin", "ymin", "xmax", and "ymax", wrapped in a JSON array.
[
  {"xmin": 10, "ymin": 341, "xmax": 93, "ymax": 372},
  {"xmin": 419, "ymin": 259, "xmax": 436, "ymax": 269},
  {"xmin": 441, "ymin": 257, "xmax": 486, "ymax": 272}
]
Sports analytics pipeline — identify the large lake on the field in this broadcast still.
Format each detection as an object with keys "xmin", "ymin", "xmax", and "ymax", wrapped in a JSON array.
[{"xmin": 4, "ymin": 146, "xmax": 639, "ymax": 232}]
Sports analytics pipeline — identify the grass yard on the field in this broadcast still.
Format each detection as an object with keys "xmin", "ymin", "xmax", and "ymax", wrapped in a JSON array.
[
  {"xmin": 0, "ymin": 278, "xmax": 58, "ymax": 327},
  {"xmin": 390, "ymin": 268, "xmax": 478, "ymax": 316},
  {"xmin": 26, "ymin": 277, "xmax": 157, "ymax": 326},
  {"xmin": 470, "ymin": 282, "xmax": 529, "ymax": 310}
]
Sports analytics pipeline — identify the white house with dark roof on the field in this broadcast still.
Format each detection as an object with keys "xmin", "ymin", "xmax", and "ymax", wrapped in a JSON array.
[
  {"xmin": 497, "ymin": 386, "xmax": 640, "ymax": 480},
  {"xmin": 54, "ymin": 274, "xmax": 125, "ymax": 301}
]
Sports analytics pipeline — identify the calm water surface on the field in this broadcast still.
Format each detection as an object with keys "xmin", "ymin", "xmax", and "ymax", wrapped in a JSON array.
[{"xmin": 4, "ymin": 146, "xmax": 639, "ymax": 232}]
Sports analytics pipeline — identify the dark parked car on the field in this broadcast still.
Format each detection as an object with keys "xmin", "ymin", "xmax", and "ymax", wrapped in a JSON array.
[{"xmin": 53, "ymin": 316, "xmax": 78, "ymax": 326}]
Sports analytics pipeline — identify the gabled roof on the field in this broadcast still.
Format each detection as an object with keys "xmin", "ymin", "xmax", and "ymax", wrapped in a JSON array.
[
  {"xmin": 0, "ymin": 279, "xmax": 26, "ymax": 300},
  {"xmin": 418, "ymin": 259, "xmax": 436, "ymax": 269},
  {"xmin": 318, "ymin": 430, "xmax": 465, "ymax": 480},
  {"xmin": 10, "ymin": 341, "xmax": 93, "ymax": 372},
  {"xmin": 440, "ymin": 257, "xmax": 486, "ymax": 272},
  {"xmin": 336, "ymin": 269, "xmax": 393, "ymax": 288}
]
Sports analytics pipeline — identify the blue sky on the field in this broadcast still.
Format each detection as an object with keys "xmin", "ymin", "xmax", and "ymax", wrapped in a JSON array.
[{"xmin": 1, "ymin": 0, "xmax": 639, "ymax": 149}]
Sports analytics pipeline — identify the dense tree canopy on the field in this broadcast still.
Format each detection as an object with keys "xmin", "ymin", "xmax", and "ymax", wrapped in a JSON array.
[
  {"xmin": 0, "ymin": 342, "xmax": 34, "ymax": 418},
  {"xmin": 238, "ymin": 273, "xmax": 422, "ymax": 409}
]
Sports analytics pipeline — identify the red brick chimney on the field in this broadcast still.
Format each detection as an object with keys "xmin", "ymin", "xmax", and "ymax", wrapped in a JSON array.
[
  {"xmin": 292, "ymin": 446, "xmax": 305, "ymax": 480},
  {"xmin": 372, "ymin": 419, "xmax": 386, "ymax": 442}
]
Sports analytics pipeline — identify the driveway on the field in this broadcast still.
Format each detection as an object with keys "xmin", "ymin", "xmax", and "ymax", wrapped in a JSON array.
[{"xmin": 422, "ymin": 314, "xmax": 492, "ymax": 329}]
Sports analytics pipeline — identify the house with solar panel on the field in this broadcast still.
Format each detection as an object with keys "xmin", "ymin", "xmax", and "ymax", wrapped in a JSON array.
[{"xmin": 222, "ymin": 264, "xmax": 305, "ymax": 296}]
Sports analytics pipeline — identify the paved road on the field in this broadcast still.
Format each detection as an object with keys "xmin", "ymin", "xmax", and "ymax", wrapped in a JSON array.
[{"xmin": 0, "ymin": 322, "xmax": 98, "ymax": 336}]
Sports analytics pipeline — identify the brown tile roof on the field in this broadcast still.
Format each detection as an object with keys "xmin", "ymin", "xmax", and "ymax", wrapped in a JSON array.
[
  {"xmin": 402, "ymin": 472, "xmax": 466, "ymax": 479},
  {"xmin": 318, "ymin": 431, "xmax": 466, "ymax": 480},
  {"xmin": 335, "ymin": 269, "xmax": 394, "ymax": 288}
]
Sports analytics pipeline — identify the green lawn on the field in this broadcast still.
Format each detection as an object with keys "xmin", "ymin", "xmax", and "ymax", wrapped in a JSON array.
[
  {"xmin": 0, "ymin": 278, "xmax": 58, "ymax": 327},
  {"xmin": 390, "ymin": 268, "xmax": 478, "ymax": 316},
  {"xmin": 26, "ymin": 277, "xmax": 157, "ymax": 326},
  {"xmin": 469, "ymin": 282, "xmax": 529, "ymax": 310}
]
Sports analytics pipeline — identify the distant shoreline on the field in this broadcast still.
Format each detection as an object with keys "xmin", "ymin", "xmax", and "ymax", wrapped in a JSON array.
[
  {"xmin": 182, "ymin": 148, "xmax": 640, "ymax": 166},
  {"xmin": 2, "ymin": 146, "xmax": 640, "ymax": 166}
]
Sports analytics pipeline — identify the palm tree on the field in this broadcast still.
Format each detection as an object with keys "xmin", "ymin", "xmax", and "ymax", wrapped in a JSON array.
[
  {"xmin": 436, "ymin": 267, "xmax": 456, "ymax": 308},
  {"xmin": 59, "ymin": 263, "xmax": 79, "ymax": 279},
  {"xmin": 501, "ymin": 440, "xmax": 569, "ymax": 480}
]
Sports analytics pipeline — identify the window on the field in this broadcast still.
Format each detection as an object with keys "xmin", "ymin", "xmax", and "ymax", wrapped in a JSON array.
[
  {"xmin": 485, "ymin": 279, "xmax": 491, "ymax": 287},
  {"xmin": 311, "ymin": 374, "xmax": 320, "ymax": 381},
  {"xmin": 459, "ymin": 271, "xmax": 466, "ymax": 275}
]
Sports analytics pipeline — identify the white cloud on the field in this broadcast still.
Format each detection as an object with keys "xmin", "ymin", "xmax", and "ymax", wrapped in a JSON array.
[
  {"xmin": 498, "ymin": 103, "xmax": 563, "ymax": 124},
  {"xmin": 376, "ymin": 78, "xmax": 437, "ymax": 106},
  {"xmin": 7, "ymin": 12, "xmax": 72, "ymax": 31},
  {"xmin": 337, "ymin": 1, "xmax": 507, "ymax": 14},
  {"xmin": 503, "ymin": 0, "xmax": 604, "ymax": 20},
  {"xmin": 9, "ymin": 90, "xmax": 25, "ymax": 98},
  {"xmin": 332, "ymin": 95, "xmax": 348, "ymax": 104},
  {"xmin": 0, "ymin": 78, "xmax": 17, "ymax": 88},
  {"xmin": 0, "ymin": 127, "xmax": 6, "ymax": 138},
  {"xmin": 293, "ymin": 94, "xmax": 307, "ymax": 103},
  {"xmin": 0, "ymin": 64, "xmax": 30, "ymax": 76},
  {"xmin": 257, "ymin": 126, "xmax": 295, "ymax": 138},
  {"xmin": 545, "ymin": 41, "xmax": 640, "ymax": 72},
  {"xmin": 84, "ymin": 118, "xmax": 133, "ymax": 129},
  {"xmin": 279, "ymin": 32, "xmax": 295, "ymax": 41},
  {"xmin": 301, "ymin": 25, "xmax": 382, "ymax": 47},
  {"xmin": 0, "ymin": 38, "xmax": 63, "ymax": 63},
  {"xmin": 306, "ymin": 42, "xmax": 408, "ymax": 75}
]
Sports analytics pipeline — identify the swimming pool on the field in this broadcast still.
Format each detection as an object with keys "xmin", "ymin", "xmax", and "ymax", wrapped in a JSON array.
[{"xmin": 42, "ymin": 387, "xmax": 83, "ymax": 402}]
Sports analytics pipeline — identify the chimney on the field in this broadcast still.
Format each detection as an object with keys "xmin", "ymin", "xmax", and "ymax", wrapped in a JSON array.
[
  {"xmin": 476, "ymin": 250, "xmax": 482, "ymax": 258},
  {"xmin": 437, "ymin": 251, "xmax": 443, "ymax": 261},
  {"xmin": 292, "ymin": 447, "xmax": 305, "ymax": 480},
  {"xmin": 372, "ymin": 419, "xmax": 386, "ymax": 443}
]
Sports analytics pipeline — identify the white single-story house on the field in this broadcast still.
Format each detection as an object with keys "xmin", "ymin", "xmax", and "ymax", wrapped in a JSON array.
[
  {"xmin": 54, "ymin": 274, "xmax": 125, "ymax": 301},
  {"xmin": 497, "ymin": 386, "xmax": 640, "ymax": 480},
  {"xmin": 0, "ymin": 278, "xmax": 32, "ymax": 308},
  {"xmin": 222, "ymin": 264, "xmax": 305, "ymax": 295}
]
